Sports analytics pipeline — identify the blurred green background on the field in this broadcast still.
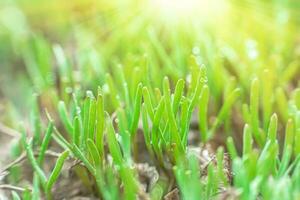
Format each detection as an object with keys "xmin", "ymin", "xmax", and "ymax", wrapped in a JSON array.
[{"xmin": 0, "ymin": 0, "xmax": 299, "ymax": 123}]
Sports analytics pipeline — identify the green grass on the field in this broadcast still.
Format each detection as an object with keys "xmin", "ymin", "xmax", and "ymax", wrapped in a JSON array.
[{"xmin": 0, "ymin": 0, "xmax": 300, "ymax": 199}]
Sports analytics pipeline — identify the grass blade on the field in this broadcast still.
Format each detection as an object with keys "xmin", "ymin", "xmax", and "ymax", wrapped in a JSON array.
[
  {"xmin": 46, "ymin": 151, "xmax": 69, "ymax": 197},
  {"xmin": 58, "ymin": 101, "xmax": 73, "ymax": 135}
]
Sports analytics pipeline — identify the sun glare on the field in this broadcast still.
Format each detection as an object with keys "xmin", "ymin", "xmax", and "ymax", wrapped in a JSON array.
[{"xmin": 150, "ymin": 0, "xmax": 229, "ymax": 24}]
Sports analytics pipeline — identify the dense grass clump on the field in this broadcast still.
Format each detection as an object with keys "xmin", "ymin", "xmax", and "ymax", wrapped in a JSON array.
[{"xmin": 0, "ymin": 0, "xmax": 300, "ymax": 200}]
